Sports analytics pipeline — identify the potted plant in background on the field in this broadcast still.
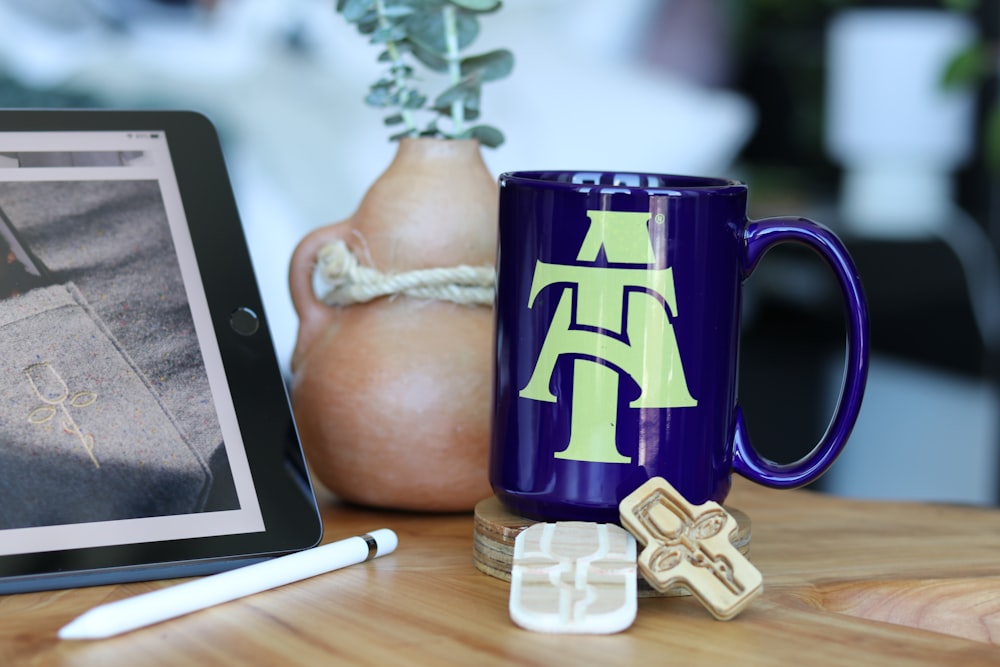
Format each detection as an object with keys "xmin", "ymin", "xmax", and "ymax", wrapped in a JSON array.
[
  {"xmin": 288, "ymin": 0, "xmax": 513, "ymax": 511},
  {"xmin": 941, "ymin": 0, "xmax": 1000, "ymax": 174}
]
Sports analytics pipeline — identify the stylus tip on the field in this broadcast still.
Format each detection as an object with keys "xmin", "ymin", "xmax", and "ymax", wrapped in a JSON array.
[{"xmin": 366, "ymin": 529, "xmax": 398, "ymax": 558}]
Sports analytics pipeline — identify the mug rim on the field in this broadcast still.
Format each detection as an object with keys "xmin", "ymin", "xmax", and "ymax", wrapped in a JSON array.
[{"xmin": 499, "ymin": 171, "xmax": 745, "ymax": 193}]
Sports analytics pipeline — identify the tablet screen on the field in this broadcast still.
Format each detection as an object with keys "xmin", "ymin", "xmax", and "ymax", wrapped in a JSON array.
[
  {"xmin": 0, "ymin": 111, "xmax": 320, "ymax": 592},
  {"xmin": 0, "ymin": 129, "xmax": 267, "ymax": 555}
]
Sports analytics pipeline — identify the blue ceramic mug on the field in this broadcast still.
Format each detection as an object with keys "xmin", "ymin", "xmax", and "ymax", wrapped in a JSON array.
[{"xmin": 490, "ymin": 171, "xmax": 869, "ymax": 523}]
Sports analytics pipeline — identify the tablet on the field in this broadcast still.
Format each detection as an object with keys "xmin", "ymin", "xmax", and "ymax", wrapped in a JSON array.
[{"xmin": 0, "ymin": 109, "xmax": 322, "ymax": 594}]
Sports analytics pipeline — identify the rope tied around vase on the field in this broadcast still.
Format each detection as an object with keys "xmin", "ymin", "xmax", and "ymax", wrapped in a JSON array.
[{"xmin": 316, "ymin": 240, "xmax": 496, "ymax": 307}]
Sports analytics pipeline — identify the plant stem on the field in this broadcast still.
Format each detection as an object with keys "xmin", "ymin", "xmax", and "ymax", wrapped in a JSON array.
[
  {"xmin": 375, "ymin": 0, "xmax": 418, "ymax": 136},
  {"xmin": 443, "ymin": 4, "xmax": 465, "ymax": 136}
]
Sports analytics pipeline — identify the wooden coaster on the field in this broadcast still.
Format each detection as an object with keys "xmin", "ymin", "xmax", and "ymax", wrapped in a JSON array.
[{"xmin": 473, "ymin": 496, "xmax": 752, "ymax": 598}]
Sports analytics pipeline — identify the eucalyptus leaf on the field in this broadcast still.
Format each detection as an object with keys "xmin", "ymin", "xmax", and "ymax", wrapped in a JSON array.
[
  {"xmin": 432, "ymin": 90, "xmax": 480, "ymax": 120},
  {"xmin": 355, "ymin": 14, "xmax": 380, "ymax": 35},
  {"xmin": 421, "ymin": 118, "xmax": 440, "ymax": 136},
  {"xmin": 408, "ymin": 39, "xmax": 449, "ymax": 72},
  {"xmin": 432, "ymin": 98, "xmax": 481, "ymax": 118},
  {"xmin": 396, "ymin": 0, "xmax": 431, "ymax": 8},
  {"xmin": 447, "ymin": 0, "xmax": 502, "ymax": 12},
  {"xmin": 466, "ymin": 124, "xmax": 504, "ymax": 148},
  {"xmin": 401, "ymin": 0, "xmax": 447, "ymax": 14},
  {"xmin": 402, "ymin": 90, "xmax": 427, "ymax": 109},
  {"xmin": 380, "ymin": 4, "xmax": 416, "ymax": 18},
  {"xmin": 405, "ymin": 8, "xmax": 479, "ymax": 53},
  {"xmin": 433, "ymin": 78, "xmax": 479, "ymax": 109},
  {"xmin": 365, "ymin": 88, "xmax": 392, "ymax": 107},
  {"xmin": 465, "ymin": 108, "xmax": 481, "ymax": 121},
  {"xmin": 371, "ymin": 22, "xmax": 408, "ymax": 44},
  {"xmin": 463, "ymin": 91, "xmax": 481, "ymax": 112},
  {"xmin": 390, "ymin": 65, "xmax": 415, "ymax": 79},
  {"xmin": 379, "ymin": 41, "xmax": 413, "ymax": 63},
  {"xmin": 460, "ymin": 48, "xmax": 513, "ymax": 82},
  {"xmin": 339, "ymin": 0, "xmax": 376, "ymax": 22},
  {"xmin": 389, "ymin": 128, "xmax": 416, "ymax": 141}
]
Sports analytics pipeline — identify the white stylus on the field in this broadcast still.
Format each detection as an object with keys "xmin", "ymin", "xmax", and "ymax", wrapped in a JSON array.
[{"xmin": 58, "ymin": 528, "xmax": 398, "ymax": 640}]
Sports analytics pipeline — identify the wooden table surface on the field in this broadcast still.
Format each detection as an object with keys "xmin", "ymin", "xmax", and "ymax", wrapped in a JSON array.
[{"xmin": 5, "ymin": 477, "xmax": 1000, "ymax": 666}]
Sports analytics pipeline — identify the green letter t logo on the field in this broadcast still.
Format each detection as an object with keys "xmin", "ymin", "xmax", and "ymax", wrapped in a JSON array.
[{"xmin": 519, "ymin": 210, "xmax": 697, "ymax": 464}]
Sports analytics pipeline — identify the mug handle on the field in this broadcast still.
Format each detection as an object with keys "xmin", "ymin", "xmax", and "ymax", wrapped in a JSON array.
[{"xmin": 733, "ymin": 217, "xmax": 870, "ymax": 488}]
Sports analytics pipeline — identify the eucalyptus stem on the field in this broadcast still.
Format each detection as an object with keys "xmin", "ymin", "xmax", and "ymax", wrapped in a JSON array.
[
  {"xmin": 442, "ymin": 4, "xmax": 465, "ymax": 136},
  {"xmin": 338, "ymin": 0, "xmax": 511, "ymax": 147},
  {"xmin": 375, "ymin": 0, "xmax": 418, "ymax": 136}
]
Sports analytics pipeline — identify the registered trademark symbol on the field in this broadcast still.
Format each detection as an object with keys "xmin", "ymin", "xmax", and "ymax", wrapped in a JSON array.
[{"xmin": 654, "ymin": 214, "xmax": 665, "ymax": 224}]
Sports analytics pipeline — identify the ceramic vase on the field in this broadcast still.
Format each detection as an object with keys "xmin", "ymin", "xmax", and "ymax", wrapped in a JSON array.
[{"xmin": 289, "ymin": 137, "xmax": 496, "ymax": 511}]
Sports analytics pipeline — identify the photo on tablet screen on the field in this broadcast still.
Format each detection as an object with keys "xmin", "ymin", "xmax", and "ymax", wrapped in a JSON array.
[{"xmin": 0, "ymin": 131, "xmax": 265, "ymax": 557}]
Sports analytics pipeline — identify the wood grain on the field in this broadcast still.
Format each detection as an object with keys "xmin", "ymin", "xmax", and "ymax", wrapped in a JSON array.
[{"xmin": 3, "ymin": 478, "xmax": 1000, "ymax": 665}]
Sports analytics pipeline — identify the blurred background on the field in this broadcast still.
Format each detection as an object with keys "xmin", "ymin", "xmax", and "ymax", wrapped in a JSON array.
[{"xmin": 1, "ymin": 0, "xmax": 996, "ymax": 505}]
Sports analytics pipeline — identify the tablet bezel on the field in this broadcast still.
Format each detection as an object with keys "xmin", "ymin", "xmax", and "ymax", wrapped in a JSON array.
[{"xmin": 0, "ymin": 109, "xmax": 322, "ymax": 593}]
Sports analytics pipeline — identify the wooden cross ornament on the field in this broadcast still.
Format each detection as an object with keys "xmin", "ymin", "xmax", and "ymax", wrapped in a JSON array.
[{"xmin": 619, "ymin": 477, "xmax": 763, "ymax": 620}]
